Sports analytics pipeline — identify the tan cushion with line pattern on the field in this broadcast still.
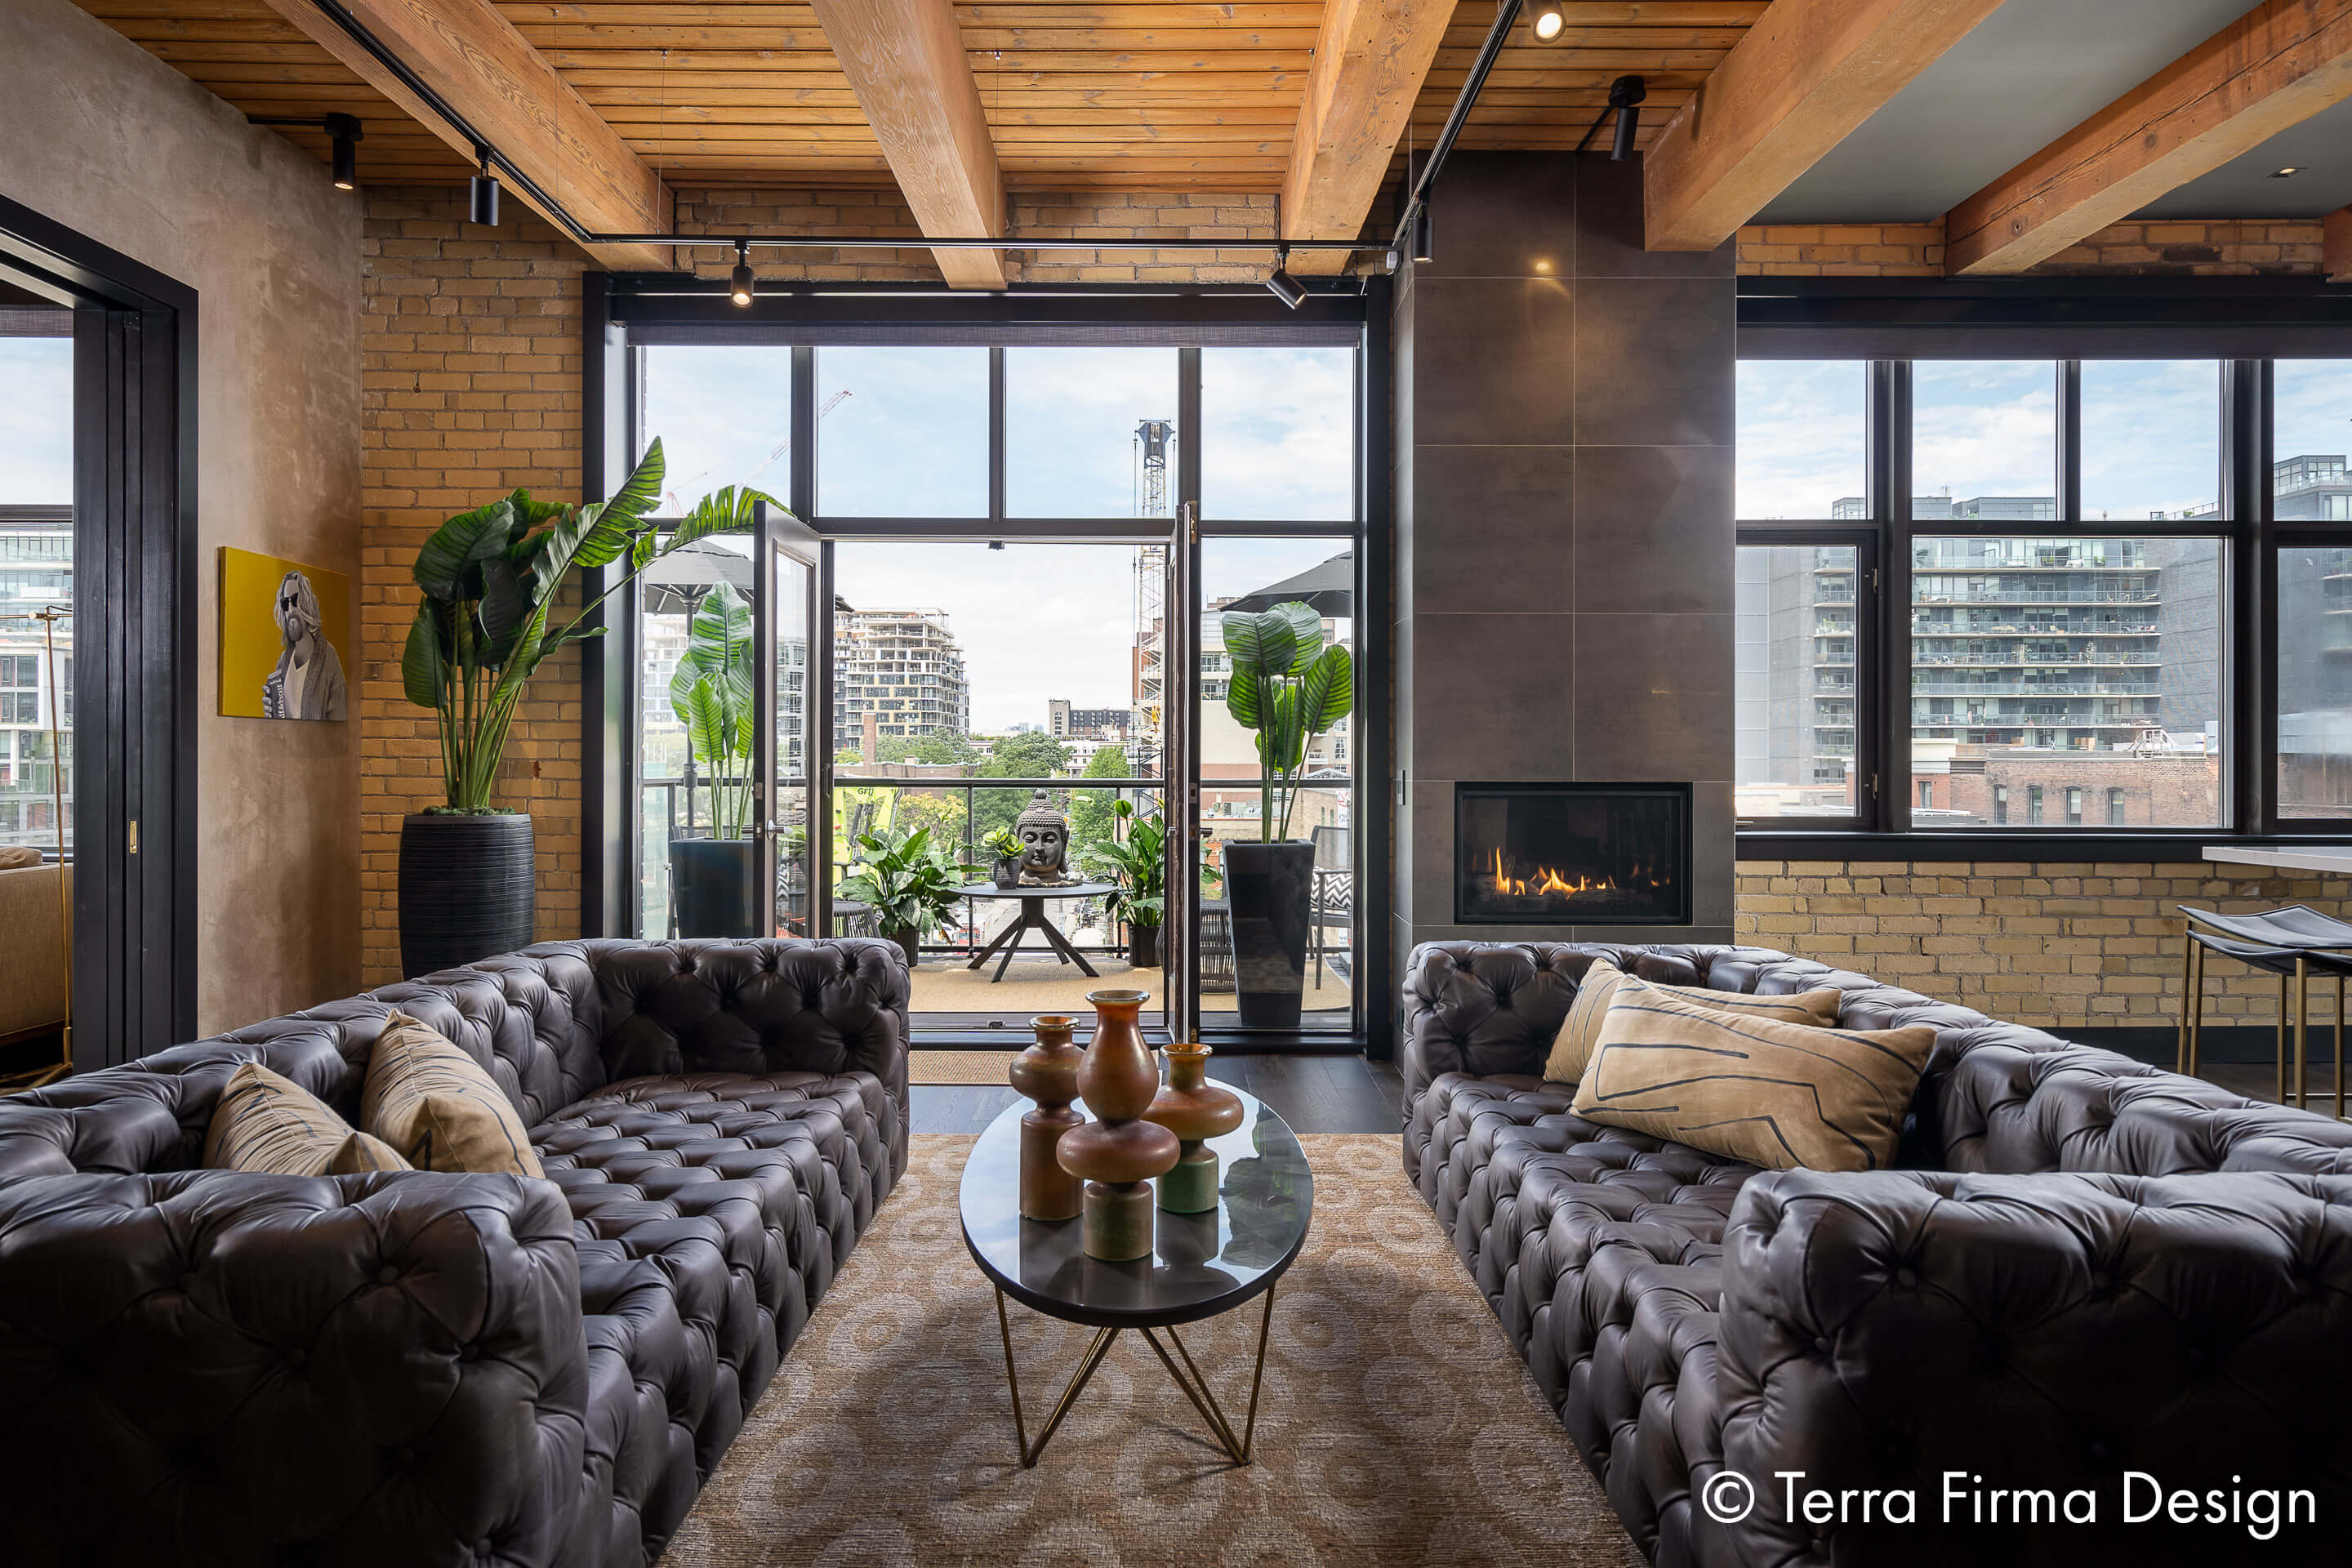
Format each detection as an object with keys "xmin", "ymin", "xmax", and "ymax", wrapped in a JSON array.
[
  {"xmin": 203, "ymin": 1061, "xmax": 409, "ymax": 1176},
  {"xmin": 361, "ymin": 1011, "xmax": 544, "ymax": 1178},
  {"xmin": 1543, "ymin": 956, "xmax": 1843, "ymax": 1084}
]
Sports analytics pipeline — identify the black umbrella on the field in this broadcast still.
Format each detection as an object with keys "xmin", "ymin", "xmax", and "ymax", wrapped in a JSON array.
[
  {"xmin": 642, "ymin": 538, "xmax": 754, "ymax": 616},
  {"xmin": 1221, "ymin": 550, "xmax": 1353, "ymax": 616}
]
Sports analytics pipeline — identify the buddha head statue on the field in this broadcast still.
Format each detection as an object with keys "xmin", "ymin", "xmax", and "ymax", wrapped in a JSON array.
[{"xmin": 1014, "ymin": 790, "xmax": 1071, "ymax": 883}]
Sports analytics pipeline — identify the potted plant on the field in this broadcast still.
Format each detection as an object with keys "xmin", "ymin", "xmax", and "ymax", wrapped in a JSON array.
[
  {"xmin": 396, "ymin": 437, "xmax": 773, "ymax": 975},
  {"xmin": 835, "ymin": 823, "xmax": 979, "ymax": 969},
  {"xmin": 1219, "ymin": 601, "xmax": 1352, "ymax": 1027},
  {"xmin": 1082, "ymin": 797, "xmax": 1165, "ymax": 969},
  {"xmin": 981, "ymin": 825, "xmax": 1023, "ymax": 890},
  {"xmin": 668, "ymin": 580, "xmax": 758, "ymax": 937}
]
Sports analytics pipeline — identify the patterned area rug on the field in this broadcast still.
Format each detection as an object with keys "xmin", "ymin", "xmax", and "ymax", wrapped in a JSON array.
[
  {"xmin": 906, "ymin": 1051, "xmax": 1023, "ymax": 1085},
  {"xmin": 666, "ymin": 1134, "xmax": 1642, "ymax": 1567}
]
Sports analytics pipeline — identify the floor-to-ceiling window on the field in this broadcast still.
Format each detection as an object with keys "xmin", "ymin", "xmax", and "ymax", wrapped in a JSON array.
[{"xmin": 603, "ymin": 304, "xmax": 1375, "ymax": 1047}]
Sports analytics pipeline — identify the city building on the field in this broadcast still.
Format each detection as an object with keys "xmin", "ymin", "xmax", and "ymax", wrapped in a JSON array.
[
  {"xmin": 833, "ymin": 604, "xmax": 969, "ymax": 743},
  {"xmin": 1045, "ymin": 698, "xmax": 1132, "ymax": 744},
  {"xmin": 0, "ymin": 506, "xmax": 71, "ymax": 854}
]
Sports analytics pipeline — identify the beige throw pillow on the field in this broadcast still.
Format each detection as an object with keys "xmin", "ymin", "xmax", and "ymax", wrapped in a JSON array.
[
  {"xmin": 0, "ymin": 846, "xmax": 42, "ymax": 870},
  {"xmin": 203, "ymin": 1061, "xmax": 410, "ymax": 1176},
  {"xmin": 1544, "ymin": 957, "xmax": 1843, "ymax": 1084},
  {"xmin": 361, "ymin": 1011, "xmax": 544, "ymax": 1178},
  {"xmin": 1570, "ymin": 974, "xmax": 1936, "ymax": 1172}
]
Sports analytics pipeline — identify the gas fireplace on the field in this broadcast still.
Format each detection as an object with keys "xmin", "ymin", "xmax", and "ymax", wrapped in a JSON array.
[{"xmin": 1454, "ymin": 783, "xmax": 1691, "ymax": 925}]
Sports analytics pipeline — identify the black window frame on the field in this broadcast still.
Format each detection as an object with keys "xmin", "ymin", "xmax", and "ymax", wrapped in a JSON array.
[
  {"xmin": 1736, "ymin": 280, "xmax": 2352, "ymax": 858},
  {"xmin": 581, "ymin": 278, "xmax": 1392, "ymax": 1056}
]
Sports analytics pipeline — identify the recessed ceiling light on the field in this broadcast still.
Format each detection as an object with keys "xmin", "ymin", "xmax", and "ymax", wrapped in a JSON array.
[{"xmin": 2272, "ymin": 166, "xmax": 2301, "ymax": 177}]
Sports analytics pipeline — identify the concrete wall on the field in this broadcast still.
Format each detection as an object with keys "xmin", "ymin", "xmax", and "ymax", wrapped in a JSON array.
[
  {"xmin": 1392, "ymin": 152, "xmax": 1738, "ymax": 973},
  {"xmin": 0, "ymin": 0, "xmax": 363, "ymax": 1032}
]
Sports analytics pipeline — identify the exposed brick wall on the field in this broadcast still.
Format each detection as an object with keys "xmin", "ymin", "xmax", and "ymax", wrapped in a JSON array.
[
  {"xmin": 1737, "ymin": 222, "xmax": 1946, "ymax": 276},
  {"xmin": 360, "ymin": 187, "xmax": 590, "ymax": 987},
  {"xmin": 1735, "ymin": 859, "xmax": 2350, "ymax": 1032},
  {"xmin": 359, "ymin": 185, "xmax": 1290, "ymax": 982},
  {"xmin": 1735, "ymin": 217, "xmax": 2328, "ymax": 278}
]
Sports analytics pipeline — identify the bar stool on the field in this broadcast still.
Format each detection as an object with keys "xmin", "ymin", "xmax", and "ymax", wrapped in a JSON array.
[
  {"xmin": 2178, "ymin": 903, "xmax": 2352, "ymax": 1092},
  {"xmin": 2177, "ymin": 929, "xmax": 2350, "ymax": 1118}
]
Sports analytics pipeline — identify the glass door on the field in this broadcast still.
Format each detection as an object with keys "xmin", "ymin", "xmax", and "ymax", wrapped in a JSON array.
[{"xmin": 759, "ymin": 504, "xmax": 819, "ymax": 936}]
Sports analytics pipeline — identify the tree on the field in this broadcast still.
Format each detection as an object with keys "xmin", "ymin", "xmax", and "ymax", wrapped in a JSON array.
[
  {"xmin": 1066, "ymin": 744, "xmax": 1130, "ymax": 858},
  {"xmin": 970, "ymin": 732, "xmax": 1076, "ymax": 843}
]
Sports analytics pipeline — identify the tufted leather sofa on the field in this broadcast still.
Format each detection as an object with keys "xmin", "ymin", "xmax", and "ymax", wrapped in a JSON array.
[
  {"xmin": 0, "ymin": 937, "xmax": 910, "ymax": 1568},
  {"xmin": 1405, "ymin": 941, "xmax": 2352, "ymax": 1566}
]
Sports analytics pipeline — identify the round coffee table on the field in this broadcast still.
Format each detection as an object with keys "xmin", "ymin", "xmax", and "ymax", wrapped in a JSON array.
[
  {"xmin": 958, "ymin": 1085, "xmax": 1312, "ymax": 1468},
  {"xmin": 956, "ymin": 880, "xmax": 1117, "ymax": 982}
]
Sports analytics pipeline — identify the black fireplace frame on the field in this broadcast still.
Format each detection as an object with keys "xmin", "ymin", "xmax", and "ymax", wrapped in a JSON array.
[{"xmin": 1453, "ymin": 782, "xmax": 1694, "ymax": 927}]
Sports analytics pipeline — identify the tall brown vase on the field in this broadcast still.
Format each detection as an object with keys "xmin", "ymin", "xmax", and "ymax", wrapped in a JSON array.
[
  {"xmin": 1055, "ymin": 988, "xmax": 1179, "ymax": 1260},
  {"xmin": 1145, "ymin": 1043, "xmax": 1244, "ymax": 1213},
  {"xmin": 1009, "ymin": 1013, "xmax": 1084, "ymax": 1222}
]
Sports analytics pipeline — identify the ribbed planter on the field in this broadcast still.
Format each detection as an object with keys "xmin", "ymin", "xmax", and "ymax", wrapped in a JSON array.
[
  {"xmin": 670, "ymin": 836, "xmax": 759, "ymax": 938},
  {"xmin": 1126, "ymin": 923, "xmax": 1161, "ymax": 969},
  {"xmin": 1225, "ymin": 839, "xmax": 1314, "ymax": 1030},
  {"xmin": 399, "ymin": 813, "xmax": 535, "ymax": 978}
]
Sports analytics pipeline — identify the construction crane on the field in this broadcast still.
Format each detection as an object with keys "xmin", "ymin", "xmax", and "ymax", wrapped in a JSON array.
[
  {"xmin": 1132, "ymin": 417, "xmax": 1173, "ymax": 764},
  {"xmin": 662, "ymin": 389, "xmax": 851, "ymax": 510}
]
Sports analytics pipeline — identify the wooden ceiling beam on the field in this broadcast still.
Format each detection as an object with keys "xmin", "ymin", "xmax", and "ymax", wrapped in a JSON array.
[
  {"xmin": 1642, "ymin": 0, "xmax": 2006, "ymax": 252},
  {"xmin": 258, "ymin": 0, "xmax": 672, "ymax": 270},
  {"xmin": 804, "ymin": 0, "xmax": 1008, "ymax": 287},
  {"xmin": 1280, "ymin": 0, "xmax": 1454, "ymax": 276},
  {"xmin": 1946, "ymin": 0, "xmax": 2352, "ymax": 275}
]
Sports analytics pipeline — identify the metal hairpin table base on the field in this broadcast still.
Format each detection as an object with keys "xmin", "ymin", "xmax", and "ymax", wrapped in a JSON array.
[{"xmin": 992, "ymin": 1283, "xmax": 1275, "ymax": 1468}]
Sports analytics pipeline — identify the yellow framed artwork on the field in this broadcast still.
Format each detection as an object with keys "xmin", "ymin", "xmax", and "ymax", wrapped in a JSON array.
[{"xmin": 219, "ymin": 547, "xmax": 351, "ymax": 721}]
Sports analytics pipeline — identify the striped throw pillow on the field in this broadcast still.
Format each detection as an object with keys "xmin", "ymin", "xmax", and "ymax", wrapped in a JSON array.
[
  {"xmin": 203, "ymin": 1061, "xmax": 409, "ymax": 1176},
  {"xmin": 1543, "ymin": 957, "xmax": 1842, "ymax": 1084},
  {"xmin": 1570, "ymin": 973, "xmax": 1936, "ymax": 1172},
  {"xmin": 360, "ymin": 1011, "xmax": 545, "ymax": 1178}
]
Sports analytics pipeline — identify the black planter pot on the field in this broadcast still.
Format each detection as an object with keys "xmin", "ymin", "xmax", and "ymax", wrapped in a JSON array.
[
  {"xmin": 884, "ymin": 925, "xmax": 920, "ymax": 969},
  {"xmin": 1225, "ymin": 840, "xmax": 1313, "ymax": 1029},
  {"xmin": 670, "ymin": 836, "xmax": 760, "ymax": 938},
  {"xmin": 991, "ymin": 856, "xmax": 1022, "ymax": 890},
  {"xmin": 1127, "ymin": 923, "xmax": 1161, "ymax": 969},
  {"xmin": 399, "ymin": 813, "xmax": 535, "ymax": 978}
]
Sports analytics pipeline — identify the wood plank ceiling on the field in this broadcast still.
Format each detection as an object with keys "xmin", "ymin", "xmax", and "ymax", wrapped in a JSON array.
[{"xmin": 78, "ymin": 0, "xmax": 1764, "ymax": 196}]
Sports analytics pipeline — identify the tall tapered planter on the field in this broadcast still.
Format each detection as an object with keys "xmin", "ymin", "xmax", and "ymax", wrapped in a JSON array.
[
  {"xmin": 399, "ymin": 813, "xmax": 535, "ymax": 978},
  {"xmin": 670, "ymin": 836, "xmax": 759, "ymax": 938},
  {"xmin": 1226, "ymin": 840, "xmax": 1313, "ymax": 1029}
]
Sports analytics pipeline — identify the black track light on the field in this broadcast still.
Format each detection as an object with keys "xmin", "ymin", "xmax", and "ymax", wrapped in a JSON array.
[
  {"xmin": 1609, "ymin": 75, "xmax": 1647, "ymax": 162},
  {"xmin": 1528, "ymin": 0, "xmax": 1567, "ymax": 44},
  {"xmin": 729, "ymin": 239, "xmax": 755, "ymax": 307},
  {"xmin": 324, "ymin": 113, "xmax": 362, "ymax": 190},
  {"xmin": 1410, "ymin": 203, "xmax": 1434, "ymax": 265},
  {"xmin": 469, "ymin": 145, "xmax": 500, "ymax": 227},
  {"xmin": 1266, "ymin": 247, "xmax": 1307, "ymax": 310}
]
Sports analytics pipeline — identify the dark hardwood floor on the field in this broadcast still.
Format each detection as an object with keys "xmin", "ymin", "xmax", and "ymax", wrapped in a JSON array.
[{"xmin": 910, "ymin": 1053, "xmax": 1405, "ymax": 1135}]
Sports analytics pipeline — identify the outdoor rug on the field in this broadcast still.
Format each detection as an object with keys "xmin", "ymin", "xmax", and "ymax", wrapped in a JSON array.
[{"xmin": 665, "ymin": 1134, "xmax": 1643, "ymax": 1567}]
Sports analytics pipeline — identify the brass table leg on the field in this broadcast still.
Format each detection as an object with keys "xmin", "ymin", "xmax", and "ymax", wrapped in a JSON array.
[
  {"xmin": 2337, "ymin": 974, "xmax": 2346, "ymax": 1122},
  {"xmin": 2277, "ymin": 973, "xmax": 2291, "ymax": 1107},
  {"xmin": 2177, "ymin": 931, "xmax": 2194, "ymax": 1074},
  {"xmin": 2186, "ymin": 938, "xmax": 2205, "ymax": 1080},
  {"xmin": 993, "ymin": 1282, "xmax": 1278, "ymax": 1468},
  {"xmin": 2295, "ymin": 956, "xmax": 2310, "ymax": 1111}
]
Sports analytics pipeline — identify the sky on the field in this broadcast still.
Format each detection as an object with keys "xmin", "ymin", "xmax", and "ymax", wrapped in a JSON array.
[
  {"xmin": 642, "ymin": 345, "xmax": 1356, "ymax": 732},
  {"xmin": 1734, "ymin": 358, "xmax": 2350, "ymax": 523},
  {"xmin": 0, "ymin": 337, "xmax": 74, "ymax": 503}
]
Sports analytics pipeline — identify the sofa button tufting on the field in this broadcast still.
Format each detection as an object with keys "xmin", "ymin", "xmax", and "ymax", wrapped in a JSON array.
[
  {"xmin": 378, "ymin": 1266, "xmax": 399, "ymax": 1285},
  {"xmin": 396, "ymin": 1447, "xmax": 416, "ymax": 1467},
  {"xmin": 1813, "ymin": 1335, "xmax": 1833, "ymax": 1354},
  {"xmin": 1895, "ymin": 1268, "xmax": 1918, "ymax": 1288},
  {"xmin": 286, "ymin": 1348, "xmax": 307, "ymax": 1369}
]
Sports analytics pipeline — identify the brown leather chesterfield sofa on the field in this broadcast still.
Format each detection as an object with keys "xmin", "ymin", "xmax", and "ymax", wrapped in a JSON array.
[
  {"xmin": 0, "ymin": 937, "xmax": 910, "ymax": 1568},
  {"xmin": 1404, "ymin": 941, "xmax": 2352, "ymax": 1568}
]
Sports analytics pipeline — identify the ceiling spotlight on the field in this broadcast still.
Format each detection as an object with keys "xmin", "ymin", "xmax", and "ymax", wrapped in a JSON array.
[
  {"xmin": 729, "ymin": 239, "xmax": 755, "ymax": 307},
  {"xmin": 1609, "ymin": 75, "xmax": 1648, "ymax": 162},
  {"xmin": 1410, "ymin": 203, "xmax": 1434, "ymax": 265},
  {"xmin": 469, "ymin": 145, "xmax": 500, "ymax": 227},
  {"xmin": 2272, "ymin": 166, "xmax": 2301, "ymax": 178},
  {"xmin": 324, "ymin": 113, "xmax": 362, "ymax": 190},
  {"xmin": 1266, "ymin": 246, "xmax": 1307, "ymax": 310},
  {"xmin": 1529, "ymin": 0, "xmax": 1567, "ymax": 43}
]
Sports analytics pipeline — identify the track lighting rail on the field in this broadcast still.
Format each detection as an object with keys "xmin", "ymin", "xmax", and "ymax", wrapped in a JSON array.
[{"xmin": 1389, "ymin": 0, "xmax": 1523, "ymax": 261}]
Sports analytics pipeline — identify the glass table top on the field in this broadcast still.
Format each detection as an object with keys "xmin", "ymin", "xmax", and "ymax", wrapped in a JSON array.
[{"xmin": 958, "ymin": 1084, "xmax": 1313, "ymax": 1329}]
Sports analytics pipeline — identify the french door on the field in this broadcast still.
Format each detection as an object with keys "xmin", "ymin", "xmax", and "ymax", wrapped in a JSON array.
[{"xmin": 755, "ymin": 501, "xmax": 822, "ymax": 938}]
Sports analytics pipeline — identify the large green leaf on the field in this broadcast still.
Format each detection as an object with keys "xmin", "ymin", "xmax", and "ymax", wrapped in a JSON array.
[
  {"xmin": 413, "ymin": 498, "xmax": 514, "ymax": 601},
  {"xmin": 1262, "ymin": 684, "xmax": 1306, "ymax": 773},
  {"xmin": 1219, "ymin": 608, "xmax": 1297, "ymax": 684},
  {"xmin": 683, "ymin": 677, "xmax": 728, "ymax": 768},
  {"xmin": 1225, "ymin": 668, "xmax": 1263, "ymax": 730},
  {"xmin": 475, "ymin": 555, "xmax": 532, "ymax": 664},
  {"xmin": 401, "ymin": 602, "xmax": 446, "ymax": 710},
  {"xmin": 604, "ymin": 439, "xmax": 665, "ymax": 525},
  {"xmin": 1271, "ymin": 601, "xmax": 1324, "ymax": 675},
  {"xmin": 1300, "ymin": 643, "xmax": 1353, "ymax": 734},
  {"xmin": 666, "ymin": 484, "xmax": 777, "ymax": 553}
]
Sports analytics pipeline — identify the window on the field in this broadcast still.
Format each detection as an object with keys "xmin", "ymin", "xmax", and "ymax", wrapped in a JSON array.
[
  {"xmin": 2066, "ymin": 786, "xmax": 2084, "ymax": 826},
  {"xmin": 1736, "ymin": 543, "xmax": 1864, "ymax": 821},
  {"xmin": 2274, "ymin": 363, "xmax": 2351, "ymax": 519},
  {"xmin": 1201, "ymin": 347, "xmax": 1353, "ymax": 520},
  {"xmin": 2108, "ymin": 787, "xmax": 2127, "ymax": 826},
  {"xmin": 2028, "ymin": 784, "xmax": 2043, "ymax": 824},
  {"xmin": 2278, "ymin": 543, "xmax": 2352, "ymax": 820},
  {"xmin": 1007, "ymin": 347, "xmax": 1178, "ymax": 519},
  {"xmin": 1913, "ymin": 362, "xmax": 2056, "ymax": 515},
  {"xmin": 1737, "ymin": 362, "xmax": 1865, "ymax": 519},
  {"xmin": 2081, "ymin": 360, "xmax": 2220, "ymax": 521},
  {"xmin": 1993, "ymin": 784, "xmax": 2008, "ymax": 824},
  {"xmin": 639, "ymin": 345, "xmax": 793, "ymax": 513},
  {"xmin": 815, "ymin": 347, "xmax": 988, "ymax": 518}
]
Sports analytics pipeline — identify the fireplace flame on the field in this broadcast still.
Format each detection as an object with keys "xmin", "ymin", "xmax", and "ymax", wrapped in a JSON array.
[{"xmin": 1490, "ymin": 846, "xmax": 1619, "ymax": 898}]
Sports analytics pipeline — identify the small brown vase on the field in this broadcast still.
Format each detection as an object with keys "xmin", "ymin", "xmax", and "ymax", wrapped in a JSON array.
[
  {"xmin": 1146, "ymin": 1043, "xmax": 1244, "ymax": 1213},
  {"xmin": 1009, "ymin": 1013, "xmax": 1084, "ymax": 1222},
  {"xmin": 1056, "ymin": 988, "xmax": 1178, "ymax": 1260}
]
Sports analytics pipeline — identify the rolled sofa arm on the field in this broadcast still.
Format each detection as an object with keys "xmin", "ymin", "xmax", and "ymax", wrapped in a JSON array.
[
  {"xmin": 1700, "ymin": 1169, "xmax": 2352, "ymax": 1567},
  {"xmin": 0, "ymin": 1169, "xmax": 589, "ymax": 1567}
]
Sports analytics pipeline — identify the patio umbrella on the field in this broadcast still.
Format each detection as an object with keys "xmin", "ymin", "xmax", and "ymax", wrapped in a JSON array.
[
  {"xmin": 1221, "ymin": 550, "xmax": 1353, "ymax": 616},
  {"xmin": 642, "ymin": 538, "xmax": 754, "ymax": 616}
]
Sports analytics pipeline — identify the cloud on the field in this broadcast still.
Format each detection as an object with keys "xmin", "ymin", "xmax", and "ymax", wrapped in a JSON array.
[
  {"xmin": 1737, "ymin": 361, "xmax": 1866, "ymax": 519},
  {"xmin": 0, "ymin": 339, "xmax": 74, "ymax": 505}
]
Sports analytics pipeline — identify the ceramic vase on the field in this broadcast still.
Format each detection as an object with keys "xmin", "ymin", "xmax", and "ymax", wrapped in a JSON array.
[
  {"xmin": 1009, "ymin": 1013, "xmax": 1084, "ymax": 1221},
  {"xmin": 1145, "ymin": 1043, "xmax": 1245, "ymax": 1212},
  {"xmin": 1054, "ymin": 988, "xmax": 1178, "ymax": 1260}
]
